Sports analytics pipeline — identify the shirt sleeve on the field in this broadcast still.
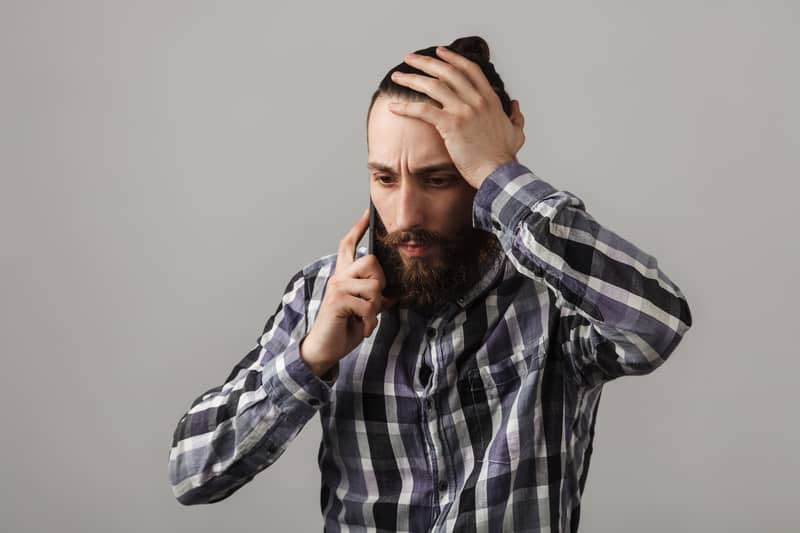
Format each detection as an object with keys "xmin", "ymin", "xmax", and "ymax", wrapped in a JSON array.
[
  {"xmin": 472, "ymin": 160, "xmax": 693, "ymax": 389},
  {"xmin": 167, "ymin": 267, "xmax": 335, "ymax": 505}
]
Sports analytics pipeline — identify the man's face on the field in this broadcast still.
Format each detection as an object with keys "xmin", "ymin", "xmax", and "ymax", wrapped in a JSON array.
[{"xmin": 366, "ymin": 94, "xmax": 501, "ymax": 310}]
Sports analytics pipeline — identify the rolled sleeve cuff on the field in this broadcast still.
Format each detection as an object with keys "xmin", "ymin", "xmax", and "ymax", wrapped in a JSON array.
[{"xmin": 472, "ymin": 160, "xmax": 560, "ymax": 234}]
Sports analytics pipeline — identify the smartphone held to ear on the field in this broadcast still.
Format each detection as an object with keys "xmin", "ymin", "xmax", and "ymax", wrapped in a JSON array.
[
  {"xmin": 368, "ymin": 199, "xmax": 399, "ymax": 299},
  {"xmin": 368, "ymin": 199, "xmax": 378, "ymax": 256}
]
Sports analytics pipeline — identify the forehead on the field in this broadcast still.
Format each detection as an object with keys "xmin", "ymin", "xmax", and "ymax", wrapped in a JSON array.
[{"xmin": 367, "ymin": 95, "xmax": 451, "ymax": 172}]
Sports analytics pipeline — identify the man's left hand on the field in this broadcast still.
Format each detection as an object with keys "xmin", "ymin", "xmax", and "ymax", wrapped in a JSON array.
[{"xmin": 387, "ymin": 46, "xmax": 526, "ymax": 190}]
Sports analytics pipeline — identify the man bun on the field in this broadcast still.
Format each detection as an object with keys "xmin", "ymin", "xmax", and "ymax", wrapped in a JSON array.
[{"xmin": 446, "ymin": 35, "xmax": 491, "ymax": 64}]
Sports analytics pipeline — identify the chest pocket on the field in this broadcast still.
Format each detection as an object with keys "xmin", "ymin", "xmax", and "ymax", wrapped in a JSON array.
[{"xmin": 466, "ymin": 337, "xmax": 546, "ymax": 464}]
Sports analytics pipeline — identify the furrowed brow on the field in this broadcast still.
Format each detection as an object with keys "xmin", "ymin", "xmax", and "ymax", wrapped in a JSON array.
[{"xmin": 366, "ymin": 161, "xmax": 457, "ymax": 176}]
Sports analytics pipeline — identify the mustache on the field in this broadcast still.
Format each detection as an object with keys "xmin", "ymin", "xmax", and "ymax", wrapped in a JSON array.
[{"xmin": 381, "ymin": 229, "xmax": 444, "ymax": 247}]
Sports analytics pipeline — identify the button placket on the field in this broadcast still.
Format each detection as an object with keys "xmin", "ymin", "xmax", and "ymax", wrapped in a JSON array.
[
  {"xmin": 423, "ymin": 326, "xmax": 437, "ymax": 390},
  {"xmin": 422, "ymin": 321, "xmax": 449, "ymax": 507}
]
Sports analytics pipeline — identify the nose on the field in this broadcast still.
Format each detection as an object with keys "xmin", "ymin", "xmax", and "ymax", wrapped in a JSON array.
[{"xmin": 394, "ymin": 179, "xmax": 425, "ymax": 233}]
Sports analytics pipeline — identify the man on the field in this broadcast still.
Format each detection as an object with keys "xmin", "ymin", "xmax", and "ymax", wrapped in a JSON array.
[{"xmin": 168, "ymin": 39, "xmax": 692, "ymax": 532}]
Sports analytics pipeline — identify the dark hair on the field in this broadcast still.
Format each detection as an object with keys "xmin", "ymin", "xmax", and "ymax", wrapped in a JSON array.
[{"xmin": 366, "ymin": 35, "xmax": 513, "ymax": 135}]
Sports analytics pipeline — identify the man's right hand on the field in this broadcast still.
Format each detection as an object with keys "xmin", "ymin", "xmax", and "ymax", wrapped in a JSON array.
[{"xmin": 299, "ymin": 208, "xmax": 397, "ymax": 378}]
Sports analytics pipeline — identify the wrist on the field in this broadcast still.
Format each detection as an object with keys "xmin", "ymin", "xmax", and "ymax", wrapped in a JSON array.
[
  {"xmin": 470, "ymin": 157, "xmax": 517, "ymax": 190},
  {"xmin": 299, "ymin": 334, "xmax": 336, "ymax": 378}
]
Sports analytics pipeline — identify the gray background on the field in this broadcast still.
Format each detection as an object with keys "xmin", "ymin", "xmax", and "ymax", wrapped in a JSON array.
[{"xmin": 1, "ymin": 1, "xmax": 797, "ymax": 532}]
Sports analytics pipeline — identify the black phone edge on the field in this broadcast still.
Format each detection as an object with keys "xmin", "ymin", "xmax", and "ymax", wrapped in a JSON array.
[{"xmin": 368, "ymin": 198, "xmax": 376, "ymax": 256}]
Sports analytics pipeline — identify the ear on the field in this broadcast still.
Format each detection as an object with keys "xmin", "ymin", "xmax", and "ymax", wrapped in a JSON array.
[{"xmin": 509, "ymin": 99, "xmax": 525, "ymax": 129}]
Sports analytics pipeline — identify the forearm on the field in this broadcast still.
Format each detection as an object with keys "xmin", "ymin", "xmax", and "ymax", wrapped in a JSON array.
[
  {"xmin": 169, "ymin": 337, "xmax": 333, "ymax": 504},
  {"xmin": 473, "ymin": 160, "xmax": 692, "ymax": 385},
  {"xmin": 168, "ymin": 270, "xmax": 335, "ymax": 504}
]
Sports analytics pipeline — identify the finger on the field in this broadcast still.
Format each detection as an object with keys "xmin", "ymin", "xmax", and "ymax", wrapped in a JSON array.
[
  {"xmin": 343, "ymin": 294, "xmax": 379, "ymax": 335},
  {"xmin": 343, "ymin": 254, "xmax": 386, "ymax": 288},
  {"xmin": 391, "ymin": 71, "xmax": 465, "ymax": 111},
  {"xmin": 337, "ymin": 208, "xmax": 370, "ymax": 271},
  {"xmin": 434, "ymin": 46, "xmax": 497, "ymax": 106},
  {"xmin": 336, "ymin": 277, "xmax": 383, "ymax": 302},
  {"xmin": 387, "ymin": 100, "xmax": 448, "ymax": 128},
  {"xmin": 398, "ymin": 53, "xmax": 483, "ymax": 108}
]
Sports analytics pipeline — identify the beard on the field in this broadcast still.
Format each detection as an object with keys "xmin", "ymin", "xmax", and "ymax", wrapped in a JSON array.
[{"xmin": 373, "ymin": 215, "xmax": 503, "ymax": 312}]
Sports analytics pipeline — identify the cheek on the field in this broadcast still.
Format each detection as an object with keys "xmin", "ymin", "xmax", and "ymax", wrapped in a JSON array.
[
  {"xmin": 440, "ymin": 193, "xmax": 475, "ymax": 230},
  {"xmin": 369, "ymin": 187, "xmax": 393, "ymax": 230}
]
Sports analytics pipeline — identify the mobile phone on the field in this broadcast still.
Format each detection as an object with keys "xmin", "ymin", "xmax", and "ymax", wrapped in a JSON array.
[
  {"xmin": 368, "ymin": 199, "xmax": 399, "ymax": 299},
  {"xmin": 368, "ymin": 198, "xmax": 377, "ymax": 256}
]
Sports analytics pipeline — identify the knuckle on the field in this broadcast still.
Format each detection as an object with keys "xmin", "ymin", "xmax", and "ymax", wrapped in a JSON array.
[
  {"xmin": 444, "ymin": 65, "xmax": 461, "ymax": 82},
  {"xmin": 328, "ymin": 278, "xmax": 341, "ymax": 294}
]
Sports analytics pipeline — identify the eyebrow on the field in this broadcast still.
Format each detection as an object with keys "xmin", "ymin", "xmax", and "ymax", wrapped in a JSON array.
[{"xmin": 366, "ymin": 161, "xmax": 458, "ymax": 176}]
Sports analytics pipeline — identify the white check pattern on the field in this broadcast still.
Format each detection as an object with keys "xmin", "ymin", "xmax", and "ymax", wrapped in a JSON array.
[{"xmin": 168, "ymin": 160, "xmax": 693, "ymax": 532}]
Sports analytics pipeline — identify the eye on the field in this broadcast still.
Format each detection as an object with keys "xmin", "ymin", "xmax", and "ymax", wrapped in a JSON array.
[
  {"xmin": 427, "ymin": 177, "xmax": 452, "ymax": 187},
  {"xmin": 375, "ymin": 175, "xmax": 395, "ymax": 185}
]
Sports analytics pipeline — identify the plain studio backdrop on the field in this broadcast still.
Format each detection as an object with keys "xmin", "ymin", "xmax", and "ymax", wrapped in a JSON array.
[{"xmin": 1, "ymin": 1, "xmax": 797, "ymax": 532}]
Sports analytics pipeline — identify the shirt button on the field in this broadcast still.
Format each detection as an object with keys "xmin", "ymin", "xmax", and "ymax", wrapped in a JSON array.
[
  {"xmin": 426, "ymin": 327, "xmax": 436, "ymax": 339},
  {"xmin": 438, "ymin": 480, "xmax": 447, "ymax": 492}
]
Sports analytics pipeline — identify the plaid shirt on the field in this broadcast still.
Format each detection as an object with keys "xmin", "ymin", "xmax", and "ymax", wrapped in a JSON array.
[{"xmin": 168, "ymin": 160, "xmax": 693, "ymax": 532}]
